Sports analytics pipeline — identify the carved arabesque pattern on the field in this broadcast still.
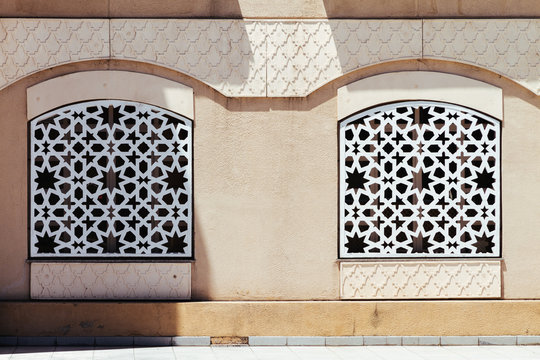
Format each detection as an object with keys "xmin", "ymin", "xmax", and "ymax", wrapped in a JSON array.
[
  {"xmin": 31, "ymin": 263, "xmax": 191, "ymax": 299},
  {"xmin": 424, "ymin": 20, "xmax": 540, "ymax": 95},
  {"xmin": 340, "ymin": 101, "xmax": 500, "ymax": 258},
  {"xmin": 266, "ymin": 20, "xmax": 422, "ymax": 96},
  {"xmin": 30, "ymin": 100, "xmax": 192, "ymax": 258},
  {"xmin": 0, "ymin": 19, "xmax": 108, "ymax": 89},
  {"xmin": 0, "ymin": 19, "xmax": 538, "ymax": 97},
  {"xmin": 110, "ymin": 20, "xmax": 267, "ymax": 97},
  {"xmin": 340, "ymin": 261, "xmax": 501, "ymax": 299}
]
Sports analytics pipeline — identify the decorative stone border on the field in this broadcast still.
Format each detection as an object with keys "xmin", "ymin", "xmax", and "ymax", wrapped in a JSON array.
[
  {"xmin": 1, "ymin": 19, "xmax": 538, "ymax": 97},
  {"xmin": 340, "ymin": 261, "xmax": 501, "ymax": 299},
  {"xmin": 30, "ymin": 263, "xmax": 191, "ymax": 300},
  {"xmin": 2, "ymin": 336, "xmax": 540, "ymax": 346}
]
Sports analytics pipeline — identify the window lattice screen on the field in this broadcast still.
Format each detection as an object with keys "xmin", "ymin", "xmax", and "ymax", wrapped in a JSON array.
[
  {"xmin": 29, "ymin": 100, "xmax": 192, "ymax": 258},
  {"xmin": 339, "ymin": 101, "xmax": 500, "ymax": 258}
]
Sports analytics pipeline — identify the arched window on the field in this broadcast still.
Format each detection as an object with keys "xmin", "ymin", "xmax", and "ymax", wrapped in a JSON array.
[
  {"xmin": 339, "ymin": 101, "xmax": 500, "ymax": 258},
  {"xmin": 29, "ymin": 100, "xmax": 192, "ymax": 258}
]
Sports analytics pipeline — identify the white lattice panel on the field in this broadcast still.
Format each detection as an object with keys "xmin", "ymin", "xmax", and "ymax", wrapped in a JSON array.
[
  {"xmin": 29, "ymin": 100, "xmax": 193, "ymax": 258},
  {"xmin": 340, "ymin": 101, "xmax": 500, "ymax": 258},
  {"xmin": 341, "ymin": 261, "xmax": 501, "ymax": 299}
]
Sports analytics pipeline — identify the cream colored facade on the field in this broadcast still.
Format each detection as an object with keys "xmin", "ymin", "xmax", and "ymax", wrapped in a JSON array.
[{"xmin": 0, "ymin": 0, "xmax": 539, "ymax": 336}]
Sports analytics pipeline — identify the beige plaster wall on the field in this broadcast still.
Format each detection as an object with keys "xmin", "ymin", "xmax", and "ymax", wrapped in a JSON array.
[
  {"xmin": 1, "ymin": 0, "xmax": 539, "ymax": 18},
  {"xmin": 0, "ymin": 59, "xmax": 538, "ymax": 300}
]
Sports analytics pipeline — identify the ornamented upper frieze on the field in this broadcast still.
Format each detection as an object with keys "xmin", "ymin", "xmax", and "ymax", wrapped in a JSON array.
[{"xmin": 0, "ymin": 19, "xmax": 538, "ymax": 97}]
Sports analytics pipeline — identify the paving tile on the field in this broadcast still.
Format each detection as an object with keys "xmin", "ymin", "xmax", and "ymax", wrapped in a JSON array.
[
  {"xmin": 440, "ymin": 336, "xmax": 478, "ymax": 346},
  {"xmin": 445, "ymin": 345, "xmax": 510, "ymax": 360},
  {"xmin": 325, "ymin": 336, "xmax": 364, "ymax": 346},
  {"xmin": 287, "ymin": 336, "xmax": 325, "ymax": 346},
  {"xmin": 0, "ymin": 337, "xmax": 17, "ymax": 346},
  {"xmin": 479, "ymin": 336, "xmax": 516, "ymax": 345},
  {"xmin": 404, "ymin": 346, "xmax": 467, "ymax": 360},
  {"xmin": 92, "ymin": 347, "xmax": 135, "ymax": 360},
  {"xmin": 386, "ymin": 336, "xmax": 401, "ymax": 345},
  {"xmin": 288, "ymin": 346, "xmax": 340, "ymax": 359},
  {"xmin": 364, "ymin": 336, "xmax": 389, "ymax": 346},
  {"xmin": 133, "ymin": 336, "xmax": 171, "ymax": 346},
  {"xmin": 0, "ymin": 346, "xmax": 15, "ymax": 360},
  {"xmin": 172, "ymin": 336, "xmax": 211, "ymax": 346},
  {"xmin": 402, "ymin": 336, "xmax": 440, "ymax": 346},
  {"xmin": 517, "ymin": 336, "xmax": 540, "ymax": 345},
  {"xmin": 56, "ymin": 337, "xmax": 94, "ymax": 346},
  {"xmin": 483, "ymin": 345, "xmax": 540, "ymax": 358},
  {"xmin": 249, "ymin": 336, "xmax": 287, "ymax": 346},
  {"xmin": 51, "ymin": 347, "xmax": 94, "ymax": 360},
  {"xmin": 328, "ymin": 346, "xmax": 386, "ymax": 360},
  {"xmin": 250, "ymin": 346, "xmax": 299, "ymax": 360},
  {"xmin": 11, "ymin": 346, "xmax": 56, "ymax": 359},
  {"xmin": 368, "ymin": 346, "xmax": 422, "ymax": 360},
  {"xmin": 95, "ymin": 337, "xmax": 134, "ymax": 346},
  {"xmin": 211, "ymin": 346, "xmax": 256, "ymax": 359},
  {"xmin": 173, "ymin": 346, "xmax": 217, "ymax": 359},
  {"xmin": 133, "ymin": 346, "xmax": 175, "ymax": 360},
  {"xmin": 17, "ymin": 337, "xmax": 56, "ymax": 346}
]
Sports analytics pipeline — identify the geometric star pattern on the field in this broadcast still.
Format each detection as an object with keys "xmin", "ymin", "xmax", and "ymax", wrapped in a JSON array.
[
  {"xmin": 30, "ymin": 100, "xmax": 192, "ymax": 258},
  {"xmin": 339, "ymin": 101, "xmax": 500, "ymax": 258}
]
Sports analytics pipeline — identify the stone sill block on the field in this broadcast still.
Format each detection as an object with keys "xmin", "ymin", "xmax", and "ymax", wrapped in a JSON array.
[{"xmin": 3, "ymin": 336, "xmax": 540, "ymax": 346}]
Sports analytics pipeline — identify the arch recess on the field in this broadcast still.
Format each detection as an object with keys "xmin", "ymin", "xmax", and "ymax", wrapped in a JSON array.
[
  {"xmin": 27, "ymin": 71, "xmax": 193, "ymax": 120},
  {"xmin": 337, "ymin": 71, "xmax": 503, "ymax": 121}
]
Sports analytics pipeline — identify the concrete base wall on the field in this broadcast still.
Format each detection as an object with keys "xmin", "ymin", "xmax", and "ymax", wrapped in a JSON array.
[{"xmin": 2, "ymin": 301, "xmax": 540, "ymax": 336}]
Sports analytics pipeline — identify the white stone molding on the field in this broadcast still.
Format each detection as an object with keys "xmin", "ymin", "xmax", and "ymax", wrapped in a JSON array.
[
  {"xmin": 266, "ymin": 20, "xmax": 422, "ymax": 97},
  {"xmin": 0, "ymin": 19, "xmax": 109, "ymax": 89},
  {"xmin": 27, "ymin": 71, "xmax": 194, "ymax": 120},
  {"xmin": 424, "ymin": 20, "xmax": 540, "ymax": 96},
  {"xmin": 0, "ymin": 19, "xmax": 538, "ymax": 97},
  {"xmin": 110, "ymin": 20, "xmax": 267, "ymax": 97},
  {"xmin": 340, "ymin": 261, "xmax": 501, "ymax": 299},
  {"xmin": 338, "ymin": 71, "xmax": 503, "ymax": 120},
  {"xmin": 30, "ymin": 263, "xmax": 191, "ymax": 299}
]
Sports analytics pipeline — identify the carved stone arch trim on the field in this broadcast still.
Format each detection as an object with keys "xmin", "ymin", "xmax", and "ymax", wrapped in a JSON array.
[
  {"xmin": 27, "ymin": 70, "xmax": 194, "ymax": 120},
  {"xmin": 337, "ymin": 71, "xmax": 503, "ymax": 121}
]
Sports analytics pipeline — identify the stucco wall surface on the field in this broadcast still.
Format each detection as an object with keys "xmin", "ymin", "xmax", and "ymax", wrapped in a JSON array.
[{"xmin": 0, "ymin": 58, "xmax": 538, "ymax": 300}]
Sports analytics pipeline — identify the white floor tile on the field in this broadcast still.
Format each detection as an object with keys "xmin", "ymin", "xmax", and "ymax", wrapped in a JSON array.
[
  {"xmin": 134, "ymin": 346, "xmax": 176, "ymax": 360},
  {"xmin": 211, "ymin": 347, "xmax": 257, "ymax": 360},
  {"xmin": 402, "ymin": 346, "xmax": 466, "ymax": 360},
  {"xmin": 0, "ymin": 347, "xmax": 15, "ymax": 360},
  {"xmin": 328, "ymin": 346, "xmax": 385, "ymax": 360},
  {"xmin": 288, "ymin": 346, "xmax": 341, "ymax": 360},
  {"xmin": 445, "ymin": 345, "xmax": 510, "ymax": 359},
  {"xmin": 52, "ymin": 347, "xmax": 94, "ymax": 360},
  {"xmin": 11, "ymin": 347, "xmax": 55, "ymax": 360},
  {"xmin": 250, "ymin": 346, "xmax": 300, "ymax": 360},
  {"xmin": 92, "ymin": 347, "xmax": 134, "ymax": 360},
  {"xmin": 367, "ymin": 346, "xmax": 428, "ymax": 360},
  {"xmin": 483, "ymin": 346, "xmax": 540, "ymax": 358}
]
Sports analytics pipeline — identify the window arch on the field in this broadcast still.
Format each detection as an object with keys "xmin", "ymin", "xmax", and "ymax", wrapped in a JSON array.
[
  {"xmin": 339, "ymin": 101, "xmax": 500, "ymax": 258},
  {"xmin": 29, "ymin": 99, "xmax": 193, "ymax": 258}
]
